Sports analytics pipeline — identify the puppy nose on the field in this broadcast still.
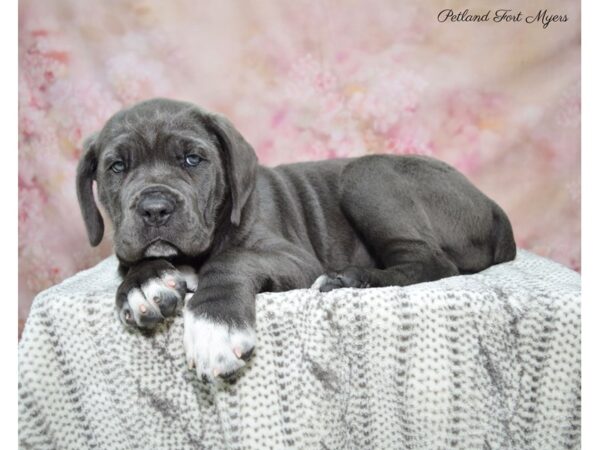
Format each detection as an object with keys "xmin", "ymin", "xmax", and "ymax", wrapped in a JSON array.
[{"xmin": 137, "ymin": 193, "xmax": 175, "ymax": 226}]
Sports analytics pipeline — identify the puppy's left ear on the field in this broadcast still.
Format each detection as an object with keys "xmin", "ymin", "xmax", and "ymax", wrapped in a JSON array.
[
  {"xmin": 76, "ymin": 132, "xmax": 104, "ymax": 246},
  {"xmin": 205, "ymin": 113, "xmax": 258, "ymax": 226}
]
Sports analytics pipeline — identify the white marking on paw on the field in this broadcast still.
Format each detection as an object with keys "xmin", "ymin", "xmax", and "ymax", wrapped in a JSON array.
[
  {"xmin": 127, "ymin": 288, "xmax": 161, "ymax": 323},
  {"xmin": 123, "ymin": 273, "xmax": 186, "ymax": 327},
  {"xmin": 176, "ymin": 265, "xmax": 199, "ymax": 292},
  {"xmin": 141, "ymin": 277, "xmax": 180, "ymax": 305},
  {"xmin": 311, "ymin": 274, "xmax": 330, "ymax": 290},
  {"xmin": 183, "ymin": 310, "xmax": 256, "ymax": 382}
]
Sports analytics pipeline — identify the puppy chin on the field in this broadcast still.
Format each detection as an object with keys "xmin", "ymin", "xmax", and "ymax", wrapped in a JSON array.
[{"xmin": 144, "ymin": 241, "xmax": 179, "ymax": 258}]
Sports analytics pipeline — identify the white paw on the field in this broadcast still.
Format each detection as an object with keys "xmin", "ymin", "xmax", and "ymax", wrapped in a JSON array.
[{"xmin": 183, "ymin": 310, "xmax": 256, "ymax": 382}]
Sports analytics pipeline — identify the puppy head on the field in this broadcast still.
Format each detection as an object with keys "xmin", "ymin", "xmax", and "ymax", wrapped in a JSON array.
[{"xmin": 76, "ymin": 98, "xmax": 257, "ymax": 263}]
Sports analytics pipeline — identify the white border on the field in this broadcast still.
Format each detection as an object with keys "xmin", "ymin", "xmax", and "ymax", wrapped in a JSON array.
[
  {"xmin": 1, "ymin": 0, "xmax": 18, "ymax": 445},
  {"xmin": 7, "ymin": 0, "xmax": 591, "ymax": 446}
]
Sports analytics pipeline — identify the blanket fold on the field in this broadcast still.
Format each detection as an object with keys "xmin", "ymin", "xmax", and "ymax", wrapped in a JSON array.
[{"xmin": 18, "ymin": 250, "xmax": 581, "ymax": 449}]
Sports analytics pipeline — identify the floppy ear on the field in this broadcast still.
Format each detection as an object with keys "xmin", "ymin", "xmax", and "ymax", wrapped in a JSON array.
[
  {"xmin": 205, "ymin": 113, "xmax": 258, "ymax": 226},
  {"xmin": 76, "ymin": 133, "xmax": 104, "ymax": 246}
]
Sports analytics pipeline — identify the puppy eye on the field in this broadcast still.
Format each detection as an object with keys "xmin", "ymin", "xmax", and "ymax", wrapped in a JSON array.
[
  {"xmin": 110, "ymin": 161, "xmax": 126, "ymax": 174},
  {"xmin": 184, "ymin": 154, "xmax": 202, "ymax": 167}
]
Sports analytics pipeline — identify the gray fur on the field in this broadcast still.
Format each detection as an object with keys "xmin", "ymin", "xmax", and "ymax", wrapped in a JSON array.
[{"xmin": 76, "ymin": 98, "xmax": 516, "ymax": 372}]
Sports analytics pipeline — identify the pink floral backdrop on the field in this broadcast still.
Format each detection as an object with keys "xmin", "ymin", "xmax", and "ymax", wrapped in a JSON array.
[{"xmin": 19, "ymin": 0, "xmax": 580, "ymax": 335}]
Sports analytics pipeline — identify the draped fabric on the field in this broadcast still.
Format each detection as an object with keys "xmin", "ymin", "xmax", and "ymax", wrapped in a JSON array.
[{"xmin": 19, "ymin": 250, "xmax": 580, "ymax": 449}]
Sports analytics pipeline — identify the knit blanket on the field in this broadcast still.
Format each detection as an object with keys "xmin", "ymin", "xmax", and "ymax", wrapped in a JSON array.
[{"xmin": 18, "ymin": 250, "xmax": 581, "ymax": 449}]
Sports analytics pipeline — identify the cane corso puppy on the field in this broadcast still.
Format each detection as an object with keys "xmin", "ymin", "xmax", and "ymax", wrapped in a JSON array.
[{"xmin": 76, "ymin": 98, "xmax": 516, "ymax": 382}]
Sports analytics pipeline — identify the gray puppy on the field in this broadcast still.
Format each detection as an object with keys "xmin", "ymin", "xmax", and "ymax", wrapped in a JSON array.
[{"xmin": 76, "ymin": 98, "xmax": 516, "ymax": 382}]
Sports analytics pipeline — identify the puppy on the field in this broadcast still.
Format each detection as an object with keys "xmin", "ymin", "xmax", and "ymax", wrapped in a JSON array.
[{"xmin": 76, "ymin": 98, "xmax": 516, "ymax": 382}]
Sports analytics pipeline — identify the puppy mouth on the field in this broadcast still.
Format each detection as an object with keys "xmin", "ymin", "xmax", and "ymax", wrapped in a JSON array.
[{"xmin": 143, "ymin": 240, "xmax": 179, "ymax": 258}]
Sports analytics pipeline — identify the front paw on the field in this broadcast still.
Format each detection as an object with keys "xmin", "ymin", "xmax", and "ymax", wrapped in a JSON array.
[
  {"xmin": 117, "ymin": 262, "xmax": 197, "ymax": 330},
  {"xmin": 183, "ymin": 310, "xmax": 256, "ymax": 382}
]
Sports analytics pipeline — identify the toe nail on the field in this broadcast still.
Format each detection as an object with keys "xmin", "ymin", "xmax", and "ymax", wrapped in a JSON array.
[
  {"xmin": 213, "ymin": 368, "xmax": 220, "ymax": 378},
  {"xmin": 166, "ymin": 278, "xmax": 176, "ymax": 288},
  {"xmin": 139, "ymin": 304, "xmax": 147, "ymax": 314},
  {"xmin": 234, "ymin": 348, "xmax": 242, "ymax": 358}
]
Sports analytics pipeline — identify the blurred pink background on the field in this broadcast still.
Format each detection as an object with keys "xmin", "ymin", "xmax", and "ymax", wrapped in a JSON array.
[{"xmin": 19, "ymin": 0, "xmax": 580, "ymax": 335}]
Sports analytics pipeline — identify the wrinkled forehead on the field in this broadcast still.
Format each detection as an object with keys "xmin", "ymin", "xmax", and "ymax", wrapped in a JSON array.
[{"xmin": 97, "ymin": 110, "xmax": 217, "ymax": 161}]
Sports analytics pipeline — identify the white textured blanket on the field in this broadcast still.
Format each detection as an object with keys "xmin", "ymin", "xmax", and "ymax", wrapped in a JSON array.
[{"xmin": 18, "ymin": 250, "xmax": 581, "ymax": 450}]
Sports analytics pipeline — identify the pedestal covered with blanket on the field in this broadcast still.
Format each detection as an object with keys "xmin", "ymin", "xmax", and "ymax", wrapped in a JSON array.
[{"xmin": 18, "ymin": 250, "xmax": 581, "ymax": 449}]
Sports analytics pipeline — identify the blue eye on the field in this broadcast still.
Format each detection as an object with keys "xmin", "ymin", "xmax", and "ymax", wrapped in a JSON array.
[
  {"xmin": 184, "ymin": 154, "xmax": 202, "ymax": 167},
  {"xmin": 110, "ymin": 161, "xmax": 126, "ymax": 173}
]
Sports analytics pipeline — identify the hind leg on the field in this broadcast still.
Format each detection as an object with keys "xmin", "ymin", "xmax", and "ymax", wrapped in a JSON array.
[
  {"xmin": 315, "ymin": 242, "xmax": 459, "ymax": 292},
  {"xmin": 315, "ymin": 159, "xmax": 460, "ymax": 292}
]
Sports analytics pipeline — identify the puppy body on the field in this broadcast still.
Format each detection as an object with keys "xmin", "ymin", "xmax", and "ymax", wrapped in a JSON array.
[
  {"xmin": 255, "ymin": 156, "xmax": 516, "ymax": 279},
  {"xmin": 76, "ymin": 98, "xmax": 516, "ymax": 381}
]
